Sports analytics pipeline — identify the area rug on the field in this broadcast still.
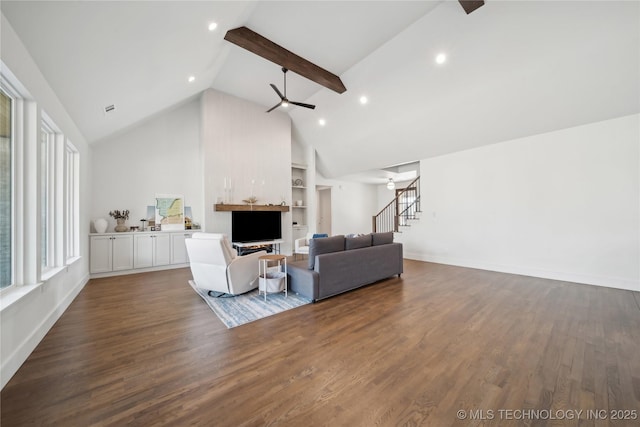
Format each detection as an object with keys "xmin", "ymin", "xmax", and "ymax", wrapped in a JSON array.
[{"xmin": 188, "ymin": 280, "xmax": 311, "ymax": 328}]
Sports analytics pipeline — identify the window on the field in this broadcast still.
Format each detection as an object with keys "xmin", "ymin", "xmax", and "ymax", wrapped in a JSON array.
[
  {"xmin": 40, "ymin": 120, "xmax": 55, "ymax": 271},
  {"xmin": 1, "ymin": 62, "xmax": 80, "ymax": 291},
  {"xmin": 65, "ymin": 141, "xmax": 79, "ymax": 261},
  {"xmin": 0, "ymin": 89, "xmax": 11, "ymax": 289}
]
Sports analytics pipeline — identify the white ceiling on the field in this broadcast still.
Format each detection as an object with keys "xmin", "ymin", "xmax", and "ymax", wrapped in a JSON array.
[{"xmin": 2, "ymin": 1, "xmax": 639, "ymax": 178}]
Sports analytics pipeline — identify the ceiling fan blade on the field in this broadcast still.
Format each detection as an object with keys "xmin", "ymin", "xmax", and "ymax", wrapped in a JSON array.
[
  {"xmin": 266, "ymin": 102, "xmax": 281, "ymax": 113},
  {"xmin": 270, "ymin": 83, "xmax": 284, "ymax": 100},
  {"xmin": 225, "ymin": 27, "xmax": 347, "ymax": 94},
  {"xmin": 290, "ymin": 101, "xmax": 316, "ymax": 110},
  {"xmin": 459, "ymin": 0, "xmax": 484, "ymax": 14}
]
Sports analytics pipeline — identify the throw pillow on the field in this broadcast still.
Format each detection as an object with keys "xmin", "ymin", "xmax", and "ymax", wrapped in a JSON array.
[
  {"xmin": 371, "ymin": 232, "xmax": 394, "ymax": 246},
  {"xmin": 308, "ymin": 235, "xmax": 345, "ymax": 269},
  {"xmin": 345, "ymin": 234, "xmax": 372, "ymax": 250},
  {"xmin": 312, "ymin": 233, "xmax": 328, "ymax": 239}
]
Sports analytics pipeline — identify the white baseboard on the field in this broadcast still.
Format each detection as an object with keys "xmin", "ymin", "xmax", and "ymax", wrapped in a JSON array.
[
  {"xmin": 403, "ymin": 252, "xmax": 639, "ymax": 292},
  {"xmin": 89, "ymin": 263, "xmax": 189, "ymax": 279},
  {"xmin": 1, "ymin": 273, "xmax": 89, "ymax": 390}
]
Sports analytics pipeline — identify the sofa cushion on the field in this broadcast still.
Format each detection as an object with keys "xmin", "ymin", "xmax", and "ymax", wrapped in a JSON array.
[
  {"xmin": 308, "ymin": 235, "xmax": 345, "ymax": 269},
  {"xmin": 345, "ymin": 234, "xmax": 372, "ymax": 250},
  {"xmin": 371, "ymin": 232, "xmax": 394, "ymax": 246}
]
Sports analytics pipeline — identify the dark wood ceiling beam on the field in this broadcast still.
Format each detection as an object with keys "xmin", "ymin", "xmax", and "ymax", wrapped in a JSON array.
[
  {"xmin": 224, "ymin": 26, "xmax": 347, "ymax": 94},
  {"xmin": 459, "ymin": 0, "xmax": 485, "ymax": 14}
]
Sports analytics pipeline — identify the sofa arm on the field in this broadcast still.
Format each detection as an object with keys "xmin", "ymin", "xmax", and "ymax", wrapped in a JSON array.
[
  {"xmin": 288, "ymin": 263, "xmax": 319, "ymax": 301},
  {"xmin": 226, "ymin": 250, "xmax": 267, "ymax": 294}
]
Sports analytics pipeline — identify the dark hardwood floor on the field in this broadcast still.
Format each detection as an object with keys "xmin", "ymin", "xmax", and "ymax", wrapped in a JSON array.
[{"xmin": 2, "ymin": 260, "xmax": 639, "ymax": 426}]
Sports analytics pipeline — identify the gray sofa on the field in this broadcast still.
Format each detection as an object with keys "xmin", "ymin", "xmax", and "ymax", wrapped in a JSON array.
[{"xmin": 287, "ymin": 232, "xmax": 403, "ymax": 302}]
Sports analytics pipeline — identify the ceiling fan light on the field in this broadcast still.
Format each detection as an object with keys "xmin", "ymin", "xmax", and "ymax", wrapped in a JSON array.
[
  {"xmin": 387, "ymin": 178, "xmax": 395, "ymax": 190},
  {"xmin": 281, "ymin": 100, "xmax": 289, "ymax": 107}
]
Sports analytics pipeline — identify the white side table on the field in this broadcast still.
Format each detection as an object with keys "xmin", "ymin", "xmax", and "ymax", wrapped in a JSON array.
[{"xmin": 258, "ymin": 254, "xmax": 288, "ymax": 301}]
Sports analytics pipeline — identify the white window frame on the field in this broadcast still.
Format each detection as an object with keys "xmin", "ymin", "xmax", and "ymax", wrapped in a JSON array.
[
  {"xmin": 0, "ymin": 86, "xmax": 14, "ymax": 291},
  {"xmin": 0, "ymin": 62, "xmax": 36, "ymax": 292},
  {"xmin": 39, "ymin": 112, "xmax": 66, "ymax": 281},
  {"xmin": 65, "ymin": 141, "xmax": 79, "ymax": 262},
  {"xmin": 40, "ymin": 120, "xmax": 55, "ymax": 272}
]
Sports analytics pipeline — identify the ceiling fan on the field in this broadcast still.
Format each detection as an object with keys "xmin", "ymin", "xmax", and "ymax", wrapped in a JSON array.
[{"xmin": 266, "ymin": 68, "xmax": 316, "ymax": 113}]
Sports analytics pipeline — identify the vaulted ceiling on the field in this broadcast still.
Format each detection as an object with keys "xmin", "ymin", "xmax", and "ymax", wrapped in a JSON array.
[{"xmin": 2, "ymin": 1, "xmax": 638, "ymax": 178}]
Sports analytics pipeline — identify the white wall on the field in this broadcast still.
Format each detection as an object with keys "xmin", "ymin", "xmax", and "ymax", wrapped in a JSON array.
[
  {"xmin": 1, "ymin": 13, "xmax": 92, "ymax": 389},
  {"xmin": 201, "ymin": 90, "xmax": 293, "ymax": 251},
  {"xmin": 397, "ymin": 114, "xmax": 640, "ymax": 291},
  {"xmin": 91, "ymin": 99, "xmax": 202, "ymax": 231},
  {"xmin": 315, "ymin": 174, "xmax": 378, "ymax": 236}
]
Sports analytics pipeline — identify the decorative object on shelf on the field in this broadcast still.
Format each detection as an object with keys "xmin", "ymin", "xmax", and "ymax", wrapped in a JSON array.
[
  {"xmin": 140, "ymin": 219, "xmax": 147, "ymax": 231},
  {"xmin": 109, "ymin": 209, "xmax": 130, "ymax": 232},
  {"xmin": 114, "ymin": 219, "xmax": 128, "ymax": 232},
  {"xmin": 294, "ymin": 178, "xmax": 303, "ymax": 186},
  {"xmin": 94, "ymin": 218, "xmax": 108, "ymax": 234},
  {"xmin": 223, "ymin": 177, "xmax": 233, "ymax": 204},
  {"xmin": 129, "ymin": 226, "xmax": 139, "ymax": 232},
  {"xmin": 295, "ymin": 200, "xmax": 303, "ymax": 206},
  {"xmin": 243, "ymin": 196, "xmax": 258, "ymax": 205}
]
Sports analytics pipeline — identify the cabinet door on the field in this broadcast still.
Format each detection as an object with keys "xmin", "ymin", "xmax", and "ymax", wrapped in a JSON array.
[
  {"xmin": 134, "ymin": 235, "xmax": 153, "ymax": 269},
  {"xmin": 154, "ymin": 234, "xmax": 171, "ymax": 266},
  {"xmin": 171, "ymin": 233, "xmax": 192, "ymax": 264},
  {"xmin": 90, "ymin": 236, "xmax": 113, "ymax": 273},
  {"xmin": 112, "ymin": 235, "xmax": 134, "ymax": 271}
]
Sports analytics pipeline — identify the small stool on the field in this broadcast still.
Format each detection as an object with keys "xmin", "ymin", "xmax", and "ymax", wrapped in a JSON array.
[{"xmin": 258, "ymin": 254, "xmax": 287, "ymax": 301}]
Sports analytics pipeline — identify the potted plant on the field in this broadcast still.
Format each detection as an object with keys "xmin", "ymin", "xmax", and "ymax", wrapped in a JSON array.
[{"xmin": 109, "ymin": 209, "xmax": 130, "ymax": 232}]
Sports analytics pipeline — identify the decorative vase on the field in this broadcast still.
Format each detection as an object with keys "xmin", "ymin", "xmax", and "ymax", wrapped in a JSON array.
[
  {"xmin": 94, "ymin": 218, "xmax": 108, "ymax": 233},
  {"xmin": 114, "ymin": 218, "xmax": 128, "ymax": 232}
]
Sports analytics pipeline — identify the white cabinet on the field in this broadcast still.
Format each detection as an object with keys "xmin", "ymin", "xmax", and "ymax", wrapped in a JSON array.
[
  {"xmin": 90, "ymin": 234, "xmax": 133, "ymax": 273},
  {"xmin": 90, "ymin": 231, "xmax": 193, "ymax": 276},
  {"xmin": 134, "ymin": 233, "xmax": 171, "ymax": 269},
  {"xmin": 171, "ymin": 232, "xmax": 193, "ymax": 264}
]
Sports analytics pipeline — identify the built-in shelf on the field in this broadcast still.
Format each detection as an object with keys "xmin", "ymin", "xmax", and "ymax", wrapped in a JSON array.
[
  {"xmin": 292, "ymin": 206, "xmax": 307, "ymax": 209},
  {"xmin": 214, "ymin": 204, "xmax": 290, "ymax": 212},
  {"xmin": 292, "ymin": 186, "xmax": 306, "ymax": 189}
]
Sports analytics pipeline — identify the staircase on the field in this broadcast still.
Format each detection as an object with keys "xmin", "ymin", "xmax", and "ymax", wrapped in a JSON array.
[{"xmin": 372, "ymin": 176, "xmax": 421, "ymax": 233}]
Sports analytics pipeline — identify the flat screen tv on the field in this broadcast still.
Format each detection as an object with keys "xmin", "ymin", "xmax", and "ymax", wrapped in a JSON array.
[{"xmin": 231, "ymin": 211, "xmax": 282, "ymax": 243}]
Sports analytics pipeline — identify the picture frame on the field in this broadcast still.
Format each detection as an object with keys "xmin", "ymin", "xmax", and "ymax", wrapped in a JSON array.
[{"xmin": 155, "ymin": 194, "xmax": 185, "ymax": 231}]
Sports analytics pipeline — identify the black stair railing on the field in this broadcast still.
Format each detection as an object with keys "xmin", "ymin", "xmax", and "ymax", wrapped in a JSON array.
[{"xmin": 372, "ymin": 176, "xmax": 421, "ymax": 233}]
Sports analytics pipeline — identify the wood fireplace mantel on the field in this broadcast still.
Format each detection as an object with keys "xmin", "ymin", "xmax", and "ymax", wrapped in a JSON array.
[{"xmin": 214, "ymin": 204, "xmax": 290, "ymax": 212}]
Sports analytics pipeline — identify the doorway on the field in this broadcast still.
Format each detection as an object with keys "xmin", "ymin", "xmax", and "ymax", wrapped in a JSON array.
[{"xmin": 316, "ymin": 186, "xmax": 332, "ymax": 236}]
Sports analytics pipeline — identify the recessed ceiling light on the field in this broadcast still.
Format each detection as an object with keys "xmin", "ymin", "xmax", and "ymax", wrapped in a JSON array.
[
  {"xmin": 359, "ymin": 96, "xmax": 368, "ymax": 105},
  {"xmin": 318, "ymin": 118, "xmax": 326, "ymax": 126},
  {"xmin": 188, "ymin": 76, "xmax": 195, "ymax": 83},
  {"xmin": 435, "ymin": 53, "xmax": 447, "ymax": 65},
  {"xmin": 208, "ymin": 22, "xmax": 218, "ymax": 31}
]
